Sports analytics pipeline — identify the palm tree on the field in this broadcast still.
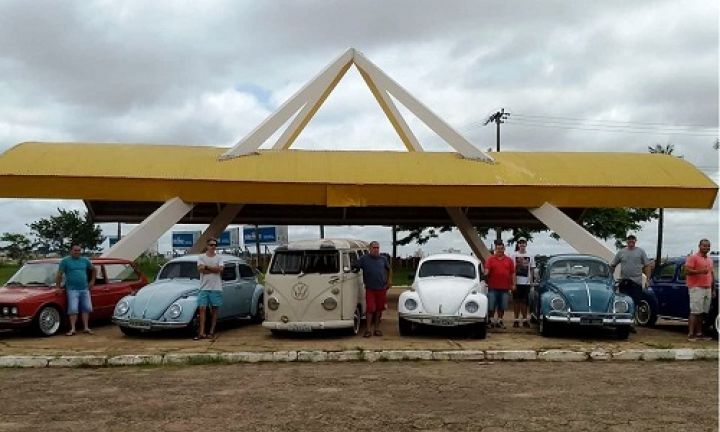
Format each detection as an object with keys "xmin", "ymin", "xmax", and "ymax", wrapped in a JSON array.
[{"xmin": 648, "ymin": 143, "xmax": 681, "ymax": 265}]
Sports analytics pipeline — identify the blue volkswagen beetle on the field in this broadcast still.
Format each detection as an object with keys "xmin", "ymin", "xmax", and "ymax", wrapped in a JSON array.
[
  {"xmin": 529, "ymin": 254, "xmax": 634, "ymax": 339},
  {"xmin": 112, "ymin": 254, "xmax": 264, "ymax": 335}
]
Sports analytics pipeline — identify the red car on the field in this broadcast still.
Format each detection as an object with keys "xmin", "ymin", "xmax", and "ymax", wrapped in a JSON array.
[{"xmin": 0, "ymin": 258, "xmax": 148, "ymax": 336}]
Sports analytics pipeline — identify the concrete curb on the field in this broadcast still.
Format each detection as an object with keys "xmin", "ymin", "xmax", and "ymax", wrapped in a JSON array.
[{"xmin": 0, "ymin": 348, "xmax": 716, "ymax": 368}]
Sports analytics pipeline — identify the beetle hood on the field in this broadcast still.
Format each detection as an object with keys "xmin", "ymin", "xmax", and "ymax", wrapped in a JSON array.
[
  {"xmin": 416, "ymin": 277, "xmax": 477, "ymax": 314},
  {"xmin": 127, "ymin": 279, "xmax": 198, "ymax": 320},
  {"xmin": 547, "ymin": 280, "xmax": 614, "ymax": 312}
]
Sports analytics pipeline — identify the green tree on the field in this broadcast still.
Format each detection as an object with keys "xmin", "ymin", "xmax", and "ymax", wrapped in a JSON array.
[
  {"xmin": 28, "ymin": 208, "xmax": 105, "ymax": 255},
  {"xmin": 0, "ymin": 232, "xmax": 32, "ymax": 263},
  {"xmin": 648, "ymin": 143, "xmax": 681, "ymax": 264}
]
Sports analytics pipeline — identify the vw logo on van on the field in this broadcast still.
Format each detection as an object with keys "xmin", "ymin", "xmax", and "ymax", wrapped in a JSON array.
[{"xmin": 292, "ymin": 282, "xmax": 309, "ymax": 300}]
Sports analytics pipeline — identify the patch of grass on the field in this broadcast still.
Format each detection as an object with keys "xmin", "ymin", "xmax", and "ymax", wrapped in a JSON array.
[
  {"xmin": 0, "ymin": 263, "xmax": 20, "ymax": 285},
  {"xmin": 643, "ymin": 342, "xmax": 675, "ymax": 349}
]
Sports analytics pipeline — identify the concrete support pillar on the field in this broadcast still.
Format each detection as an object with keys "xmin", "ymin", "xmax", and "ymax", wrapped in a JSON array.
[
  {"xmin": 529, "ymin": 202, "xmax": 614, "ymax": 262},
  {"xmin": 188, "ymin": 204, "xmax": 244, "ymax": 254},
  {"xmin": 446, "ymin": 207, "xmax": 492, "ymax": 261},
  {"xmin": 102, "ymin": 198, "xmax": 194, "ymax": 260}
]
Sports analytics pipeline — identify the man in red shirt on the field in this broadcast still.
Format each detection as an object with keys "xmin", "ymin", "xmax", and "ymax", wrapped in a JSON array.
[
  {"xmin": 484, "ymin": 240, "xmax": 515, "ymax": 329},
  {"xmin": 685, "ymin": 238, "xmax": 714, "ymax": 341}
]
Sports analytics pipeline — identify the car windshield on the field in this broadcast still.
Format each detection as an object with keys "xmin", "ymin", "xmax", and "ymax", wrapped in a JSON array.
[
  {"xmin": 157, "ymin": 262, "xmax": 200, "ymax": 280},
  {"xmin": 548, "ymin": 260, "xmax": 610, "ymax": 280},
  {"xmin": 269, "ymin": 250, "xmax": 339, "ymax": 275},
  {"xmin": 419, "ymin": 260, "xmax": 476, "ymax": 279},
  {"xmin": 5, "ymin": 262, "xmax": 58, "ymax": 287}
]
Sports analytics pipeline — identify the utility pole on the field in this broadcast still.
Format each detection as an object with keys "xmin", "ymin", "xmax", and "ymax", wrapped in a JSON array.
[{"xmin": 484, "ymin": 108, "xmax": 510, "ymax": 240}]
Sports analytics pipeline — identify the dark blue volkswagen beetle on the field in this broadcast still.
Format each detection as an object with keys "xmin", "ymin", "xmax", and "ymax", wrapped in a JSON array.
[{"xmin": 529, "ymin": 254, "xmax": 635, "ymax": 339}]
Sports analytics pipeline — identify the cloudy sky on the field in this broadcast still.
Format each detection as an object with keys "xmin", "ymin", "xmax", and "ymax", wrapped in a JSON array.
[{"xmin": 0, "ymin": 0, "xmax": 717, "ymax": 259}]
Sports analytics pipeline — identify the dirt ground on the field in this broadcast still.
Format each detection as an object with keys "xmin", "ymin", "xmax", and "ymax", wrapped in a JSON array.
[{"xmin": 0, "ymin": 361, "xmax": 717, "ymax": 432}]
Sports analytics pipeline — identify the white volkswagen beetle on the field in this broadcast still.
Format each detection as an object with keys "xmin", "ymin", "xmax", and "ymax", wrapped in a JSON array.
[{"xmin": 398, "ymin": 254, "xmax": 488, "ymax": 338}]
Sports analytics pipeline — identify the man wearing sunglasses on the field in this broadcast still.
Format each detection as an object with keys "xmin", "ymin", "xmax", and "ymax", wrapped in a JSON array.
[{"xmin": 195, "ymin": 238, "xmax": 224, "ymax": 340}]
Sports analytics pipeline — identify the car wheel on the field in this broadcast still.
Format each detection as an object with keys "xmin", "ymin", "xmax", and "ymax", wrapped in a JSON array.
[
  {"xmin": 348, "ymin": 305, "xmax": 362, "ymax": 336},
  {"xmin": 35, "ymin": 305, "xmax": 62, "ymax": 337},
  {"xmin": 471, "ymin": 322, "xmax": 487, "ymax": 339},
  {"xmin": 616, "ymin": 326, "xmax": 631, "ymax": 340},
  {"xmin": 119, "ymin": 326, "xmax": 142, "ymax": 337},
  {"xmin": 398, "ymin": 316, "xmax": 413, "ymax": 336},
  {"xmin": 539, "ymin": 316, "xmax": 554, "ymax": 337},
  {"xmin": 635, "ymin": 292, "xmax": 658, "ymax": 327},
  {"xmin": 251, "ymin": 296, "xmax": 264, "ymax": 323}
]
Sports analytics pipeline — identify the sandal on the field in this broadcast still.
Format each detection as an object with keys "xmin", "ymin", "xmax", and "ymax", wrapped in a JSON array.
[
  {"xmin": 65, "ymin": 330, "xmax": 76, "ymax": 336},
  {"xmin": 193, "ymin": 334, "xmax": 207, "ymax": 340},
  {"xmin": 362, "ymin": 331, "xmax": 372, "ymax": 338},
  {"xmin": 207, "ymin": 333, "xmax": 215, "ymax": 339},
  {"xmin": 373, "ymin": 330, "xmax": 383, "ymax": 337},
  {"xmin": 83, "ymin": 329, "xmax": 94, "ymax": 335}
]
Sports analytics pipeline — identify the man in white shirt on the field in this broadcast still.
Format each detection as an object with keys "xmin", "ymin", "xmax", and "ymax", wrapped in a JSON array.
[
  {"xmin": 513, "ymin": 237, "xmax": 535, "ymax": 328},
  {"xmin": 195, "ymin": 238, "xmax": 224, "ymax": 340}
]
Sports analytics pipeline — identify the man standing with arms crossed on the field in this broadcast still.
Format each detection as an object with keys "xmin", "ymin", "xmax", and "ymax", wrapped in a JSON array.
[
  {"xmin": 356, "ymin": 241, "xmax": 392, "ymax": 337},
  {"xmin": 609, "ymin": 234, "xmax": 650, "ymax": 332},
  {"xmin": 195, "ymin": 238, "xmax": 224, "ymax": 340},
  {"xmin": 484, "ymin": 240, "xmax": 515, "ymax": 329},
  {"xmin": 56, "ymin": 244, "xmax": 96, "ymax": 336},
  {"xmin": 685, "ymin": 238, "xmax": 714, "ymax": 341}
]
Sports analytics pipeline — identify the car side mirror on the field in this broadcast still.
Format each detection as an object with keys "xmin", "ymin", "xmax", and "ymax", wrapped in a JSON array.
[{"xmin": 478, "ymin": 273, "xmax": 486, "ymax": 282}]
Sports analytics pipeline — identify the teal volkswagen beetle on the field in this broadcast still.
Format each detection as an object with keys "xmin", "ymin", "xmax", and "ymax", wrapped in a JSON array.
[
  {"xmin": 112, "ymin": 255, "xmax": 264, "ymax": 335},
  {"xmin": 528, "ymin": 254, "xmax": 634, "ymax": 339}
]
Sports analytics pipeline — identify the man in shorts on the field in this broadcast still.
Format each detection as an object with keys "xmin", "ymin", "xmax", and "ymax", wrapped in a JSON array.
[
  {"xmin": 356, "ymin": 241, "xmax": 392, "ymax": 337},
  {"xmin": 609, "ymin": 234, "xmax": 650, "ymax": 332},
  {"xmin": 685, "ymin": 238, "xmax": 714, "ymax": 341},
  {"xmin": 55, "ymin": 244, "xmax": 96, "ymax": 336},
  {"xmin": 512, "ymin": 237, "xmax": 535, "ymax": 328},
  {"xmin": 484, "ymin": 240, "xmax": 515, "ymax": 329},
  {"xmin": 196, "ymin": 238, "xmax": 224, "ymax": 340}
]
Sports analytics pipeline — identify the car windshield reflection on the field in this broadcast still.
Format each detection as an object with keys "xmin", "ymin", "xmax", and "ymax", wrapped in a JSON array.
[
  {"xmin": 157, "ymin": 262, "xmax": 200, "ymax": 280},
  {"xmin": 548, "ymin": 260, "xmax": 610, "ymax": 280},
  {"xmin": 5, "ymin": 263, "xmax": 58, "ymax": 288},
  {"xmin": 418, "ymin": 260, "xmax": 476, "ymax": 279}
]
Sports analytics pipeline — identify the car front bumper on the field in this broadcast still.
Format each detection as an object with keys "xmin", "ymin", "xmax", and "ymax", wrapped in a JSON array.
[
  {"xmin": 399, "ymin": 313, "xmax": 486, "ymax": 327},
  {"xmin": 545, "ymin": 314, "xmax": 633, "ymax": 326},
  {"xmin": 262, "ymin": 320, "xmax": 354, "ymax": 332},
  {"xmin": 112, "ymin": 317, "xmax": 189, "ymax": 331},
  {"xmin": 0, "ymin": 316, "xmax": 34, "ymax": 328}
]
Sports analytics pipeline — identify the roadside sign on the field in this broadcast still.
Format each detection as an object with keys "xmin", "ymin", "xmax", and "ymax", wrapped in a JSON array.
[{"xmin": 242, "ymin": 226, "xmax": 288, "ymax": 245}]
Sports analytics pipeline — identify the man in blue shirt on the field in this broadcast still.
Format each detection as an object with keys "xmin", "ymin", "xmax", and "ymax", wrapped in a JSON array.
[
  {"xmin": 55, "ymin": 244, "xmax": 96, "ymax": 336},
  {"xmin": 355, "ymin": 241, "xmax": 392, "ymax": 337}
]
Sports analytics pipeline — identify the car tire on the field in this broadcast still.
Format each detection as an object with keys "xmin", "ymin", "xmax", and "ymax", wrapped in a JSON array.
[
  {"xmin": 35, "ymin": 305, "xmax": 62, "ymax": 337},
  {"xmin": 398, "ymin": 316, "xmax": 414, "ymax": 336},
  {"xmin": 616, "ymin": 326, "xmax": 631, "ymax": 340},
  {"xmin": 470, "ymin": 322, "xmax": 487, "ymax": 339},
  {"xmin": 635, "ymin": 292, "xmax": 658, "ymax": 327},
  {"xmin": 347, "ymin": 305, "xmax": 362, "ymax": 336},
  {"xmin": 251, "ymin": 296, "xmax": 264, "ymax": 324},
  {"xmin": 119, "ymin": 326, "xmax": 142, "ymax": 337},
  {"xmin": 538, "ymin": 316, "xmax": 554, "ymax": 337}
]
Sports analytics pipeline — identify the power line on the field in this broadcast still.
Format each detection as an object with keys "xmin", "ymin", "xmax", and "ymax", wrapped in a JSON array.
[
  {"xmin": 507, "ymin": 118, "xmax": 717, "ymax": 133},
  {"xmin": 510, "ymin": 113, "xmax": 718, "ymax": 129},
  {"xmin": 503, "ymin": 119, "xmax": 718, "ymax": 137}
]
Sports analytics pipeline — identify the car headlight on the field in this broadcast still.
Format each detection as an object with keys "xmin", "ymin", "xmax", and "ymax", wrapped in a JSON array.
[
  {"xmin": 115, "ymin": 301, "xmax": 129, "ymax": 316},
  {"xmin": 465, "ymin": 301, "xmax": 479, "ymax": 313},
  {"xmin": 268, "ymin": 297, "xmax": 280, "ymax": 310},
  {"xmin": 550, "ymin": 297, "xmax": 566, "ymax": 311},
  {"xmin": 404, "ymin": 298, "xmax": 418, "ymax": 311},
  {"xmin": 614, "ymin": 300, "xmax": 629, "ymax": 313},
  {"xmin": 10, "ymin": 306, "xmax": 18, "ymax": 315},
  {"xmin": 2, "ymin": 306, "xmax": 8, "ymax": 315},
  {"xmin": 321, "ymin": 297, "xmax": 337, "ymax": 310},
  {"xmin": 166, "ymin": 303, "xmax": 182, "ymax": 319}
]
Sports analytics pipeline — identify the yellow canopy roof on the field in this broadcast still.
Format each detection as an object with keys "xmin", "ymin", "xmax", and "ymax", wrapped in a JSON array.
[{"xmin": 0, "ymin": 142, "xmax": 715, "ymax": 210}]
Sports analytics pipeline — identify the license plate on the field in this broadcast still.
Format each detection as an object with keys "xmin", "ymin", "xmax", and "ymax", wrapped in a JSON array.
[
  {"xmin": 580, "ymin": 318, "xmax": 603, "ymax": 326},
  {"xmin": 431, "ymin": 318, "xmax": 456, "ymax": 326},
  {"xmin": 287, "ymin": 323, "xmax": 313, "ymax": 332},
  {"xmin": 128, "ymin": 320, "xmax": 151, "ymax": 329}
]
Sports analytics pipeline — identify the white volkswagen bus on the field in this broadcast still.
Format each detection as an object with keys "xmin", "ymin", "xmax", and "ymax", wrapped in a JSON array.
[{"xmin": 262, "ymin": 238, "xmax": 368, "ymax": 335}]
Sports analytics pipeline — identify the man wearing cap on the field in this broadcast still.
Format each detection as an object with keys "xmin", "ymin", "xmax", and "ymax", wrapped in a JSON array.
[
  {"xmin": 512, "ymin": 237, "xmax": 535, "ymax": 328},
  {"xmin": 609, "ymin": 234, "xmax": 651, "ymax": 331}
]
